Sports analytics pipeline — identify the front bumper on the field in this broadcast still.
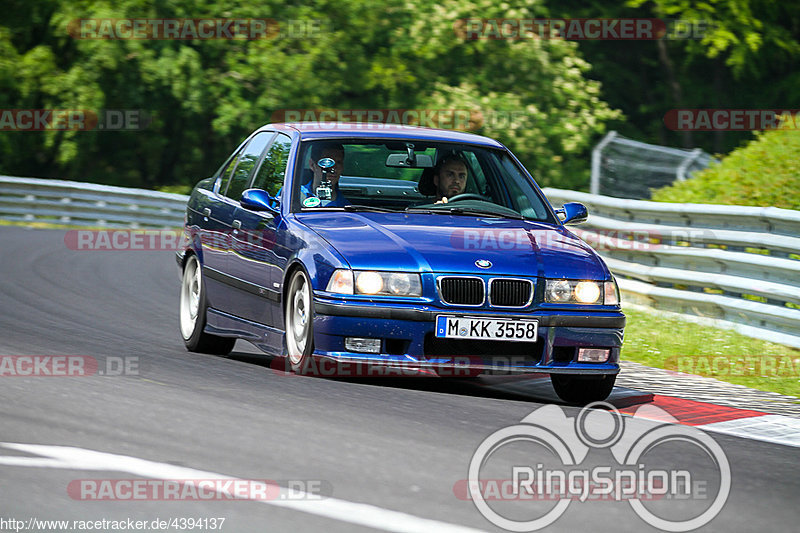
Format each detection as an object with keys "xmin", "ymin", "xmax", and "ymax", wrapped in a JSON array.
[{"xmin": 310, "ymin": 296, "xmax": 624, "ymax": 376}]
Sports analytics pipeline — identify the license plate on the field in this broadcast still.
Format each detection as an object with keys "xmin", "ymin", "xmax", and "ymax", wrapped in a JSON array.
[{"xmin": 435, "ymin": 315, "xmax": 538, "ymax": 342}]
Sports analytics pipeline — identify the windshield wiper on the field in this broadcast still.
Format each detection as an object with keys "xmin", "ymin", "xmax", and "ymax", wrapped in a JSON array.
[
  {"xmin": 343, "ymin": 204, "xmax": 401, "ymax": 213},
  {"xmin": 406, "ymin": 206, "xmax": 524, "ymax": 220},
  {"xmin": 447, "ymin": 207, "xmax": 524, "ymax": 219},
  {"xmin": 404, "ymin": 207, "xmax": 444, "ymax": 214}
]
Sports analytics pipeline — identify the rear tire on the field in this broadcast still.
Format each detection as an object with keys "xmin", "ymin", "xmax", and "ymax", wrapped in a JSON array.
[
  {"xmin": 179, "ymin": 255, "xmax": 235, "ymax": 355},
  {"xmin": 551, "ymin": 374, "xmax": 616, "ymax": 404},
  {"xmin": 285, "ymin": 268, "xmax": 315, "ymax": 374}
]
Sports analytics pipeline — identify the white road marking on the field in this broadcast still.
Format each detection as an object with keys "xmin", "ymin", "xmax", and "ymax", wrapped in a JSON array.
[
  {"xmin": 699, "ymin": 415, "xmax": 800, "ymax": 448},
  {"xmin": 0, "ymin": 442, "xmax": 485, "ymax": 533}
]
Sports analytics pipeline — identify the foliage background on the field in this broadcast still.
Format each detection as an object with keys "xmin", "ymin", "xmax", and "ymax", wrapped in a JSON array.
[
  {"xmin": 0, "ymin": 0, "xmax": 797, "ymax": 193},
  {"xmin": 652, "ymin": 127, "xmax": 800, "ymax": 209}
]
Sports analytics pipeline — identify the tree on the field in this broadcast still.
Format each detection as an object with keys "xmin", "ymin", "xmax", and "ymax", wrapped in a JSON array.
[
  {"xmin": 0, "ymin": 0, "xmax": 621, "ymax": 191},
  {"xmin": 546, "ymin": 0, "xmax": 800, "ymax": 155}
]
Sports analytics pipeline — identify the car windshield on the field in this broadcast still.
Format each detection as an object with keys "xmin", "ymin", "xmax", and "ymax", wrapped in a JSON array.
[{"xmin": 292, "ymin": 140, "xmax": 554, "ymax": 221}]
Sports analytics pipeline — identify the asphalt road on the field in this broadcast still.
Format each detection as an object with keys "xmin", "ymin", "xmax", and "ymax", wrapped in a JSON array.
[{"xmin": 0, "ymin": 226, "xmax": 798, "ymax": 532}]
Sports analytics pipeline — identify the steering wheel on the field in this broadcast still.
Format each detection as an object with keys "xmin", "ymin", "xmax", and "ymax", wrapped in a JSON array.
[{"xmin": 446, "ymin": 193, "xmax": 487, "ymax": 203}]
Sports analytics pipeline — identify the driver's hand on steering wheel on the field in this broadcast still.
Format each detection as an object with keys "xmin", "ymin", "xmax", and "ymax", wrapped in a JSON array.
[{"xmin": 434, "ymin": 197, "xmax": 449, "ymax": 204}]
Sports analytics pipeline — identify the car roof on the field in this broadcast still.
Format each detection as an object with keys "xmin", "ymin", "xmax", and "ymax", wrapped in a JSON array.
[{"xmin": 261, "ymin": 122, "xmax": 505, "ymax": 148}]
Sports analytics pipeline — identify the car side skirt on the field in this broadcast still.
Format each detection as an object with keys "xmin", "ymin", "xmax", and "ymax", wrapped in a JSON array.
[{"xmin": 205, "ymin": 308, "xmax": 284, "ymax": 356}]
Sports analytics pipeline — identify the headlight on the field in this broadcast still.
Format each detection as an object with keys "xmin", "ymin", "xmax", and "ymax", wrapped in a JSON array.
[
  {"xmin": 575, "ymin": 281, "xmax": 601, "ymax": 303},
  {"xmin": 545, "ymin": 279, "xmax": 619, "ymax": 305},
  {"xmin": 356, "ymin": 271, "xmax": 384, "ymax": 294},
  {"xmin": 546, "ymin": 279, "xmax": 572, "ymax": 302},
  {"xmin": 327, "ymin": 269, "xmax": 422, "ymax": 297}
]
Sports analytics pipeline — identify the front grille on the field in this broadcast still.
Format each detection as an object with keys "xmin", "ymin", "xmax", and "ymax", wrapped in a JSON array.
[
  {"xmin": 489, "ymin": 279, "xmax": 533, "ymax": 307},
  {"xmin": 439, "ymin": 277, "xmax": 484, "ymax": 306}
]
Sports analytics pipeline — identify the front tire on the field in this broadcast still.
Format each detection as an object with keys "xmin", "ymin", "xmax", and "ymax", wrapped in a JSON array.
[
  {"xmin": 551, "ymin": 374, "xmax": 616, "ymax": 404},
  {"xmin": 179, "ymin": 254, "xmax": 235, "ymax": 355},
  {"xmin": 285, "ymin": 268, "xmax": 315, "ymax": 374}
]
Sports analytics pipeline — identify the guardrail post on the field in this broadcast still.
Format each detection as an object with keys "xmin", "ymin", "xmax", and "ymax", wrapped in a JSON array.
[{"xmin": 590, "ymin": 130, "xmax": 617, "ymax": 195}]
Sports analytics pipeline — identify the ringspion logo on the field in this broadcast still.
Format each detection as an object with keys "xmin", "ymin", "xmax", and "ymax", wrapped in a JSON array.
[{"xmin": 463, "ymin": 403, "xmax": 730, "ymax": 531}]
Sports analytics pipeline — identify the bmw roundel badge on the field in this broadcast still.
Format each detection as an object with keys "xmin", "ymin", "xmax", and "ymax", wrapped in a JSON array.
[{"xmin": 475, "ymin": 259, "xmax": 492, "ymax": 269}]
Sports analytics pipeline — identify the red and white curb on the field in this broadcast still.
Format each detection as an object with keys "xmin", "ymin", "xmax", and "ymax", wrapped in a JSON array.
[
  {"xmin": 617, "ymin": 395, "xmax": 800, "ymax": 448},
  {"xmin": 469, "ymin": 374, "xmax": 800, "ymax": 448}
]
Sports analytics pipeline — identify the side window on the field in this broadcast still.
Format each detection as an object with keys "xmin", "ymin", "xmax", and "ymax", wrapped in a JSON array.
[
  {"xmin": 224, "ymin": 132, "xmax": 274, "ymax": 199},
  {"xmin": 217, "ymin": 149, "xmax": 243, "ymax": 195},
  {"xmin": 462, "ymin": 151, "xmax": 487, "ymax": 195},
  {"xmin": 252, "ymin": 133, "xmax": 292, "ymax": 196},
  {"xmin": 497, "ymin": 153, "xmax": 548, "ymax": 220}
]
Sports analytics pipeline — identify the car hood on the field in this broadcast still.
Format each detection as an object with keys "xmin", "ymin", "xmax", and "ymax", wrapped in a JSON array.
[{"xmin": 296, "ymin": 212, "xmax": 610, "ymax": 279}]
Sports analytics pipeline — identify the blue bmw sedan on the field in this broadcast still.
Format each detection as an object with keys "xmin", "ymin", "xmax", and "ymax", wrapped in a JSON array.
[{"xmin": 178, "ymin": 123, "xmax": 625, "ymax": 403}]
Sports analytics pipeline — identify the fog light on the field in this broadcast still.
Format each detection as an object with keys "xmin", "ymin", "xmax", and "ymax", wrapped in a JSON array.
[
  {"xmin": 345, "ymin": 337, "xmax": 381, "ymax": 354},
  {"xmin": 578, "ymin": 348, "xmax": 610, "ymax": 363}
]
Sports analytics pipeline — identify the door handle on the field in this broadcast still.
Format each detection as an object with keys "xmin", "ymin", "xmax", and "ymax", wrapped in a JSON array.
[
  {"xmin": 202, "ymin": 208, "xmax": 211, "ymax": 217},
  {"xmin": 232, "ymin": 220, "xmax": 241, "ymax": 229}
]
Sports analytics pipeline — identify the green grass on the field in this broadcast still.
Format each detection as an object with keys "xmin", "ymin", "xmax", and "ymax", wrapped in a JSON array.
[
  {"xmin": 155, "ymin": 184, "xmax": 193, "ymax": 195},
  {"xmin": 0, "ymin": 219, "xmax": 93, "ymax": 230},
  {"xmin": 0, "ymin": 219, "xmax": 182, "ymax": 230},
  {"xmin": 622, "ymin": 307, "xmax": 800, "ymax": 398}
]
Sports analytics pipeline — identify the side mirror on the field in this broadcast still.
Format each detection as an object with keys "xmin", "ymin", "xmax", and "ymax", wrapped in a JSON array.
[
  {"xmin": 555, "ymin": 202, "xmax": 588, "ymax": 225},
  {"xmin": 240, "ymin": 188, "xmax": 279, "ymax": 213}
]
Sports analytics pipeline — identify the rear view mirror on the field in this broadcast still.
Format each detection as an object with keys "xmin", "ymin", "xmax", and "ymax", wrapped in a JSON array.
[{"xmin": 385, "ymin": 153, "xmax": 434, "ymax": 168}]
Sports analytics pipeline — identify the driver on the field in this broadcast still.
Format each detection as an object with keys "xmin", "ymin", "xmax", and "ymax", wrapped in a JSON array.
[{"xmin": 432, "ymin": 154, "xmax": 468, "ymax": 203}]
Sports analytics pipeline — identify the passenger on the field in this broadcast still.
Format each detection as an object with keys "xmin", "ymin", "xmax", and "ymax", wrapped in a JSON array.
[{"xmin": 300, "ymin": 142, "xmax": 349, "ymax": 207}]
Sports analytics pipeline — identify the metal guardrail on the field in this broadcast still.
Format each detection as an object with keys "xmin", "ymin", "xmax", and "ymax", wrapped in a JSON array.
[
  {"xmin": 1, "ymin": 176, "xmax": 798, "ymax": 347},
  {"xmin": 0, "ymin": 176, "xmax": 189, "ymax": 228},
  {"xmin": 544, "ymin": 187, "xmax": 800, "ymax": 348}
]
